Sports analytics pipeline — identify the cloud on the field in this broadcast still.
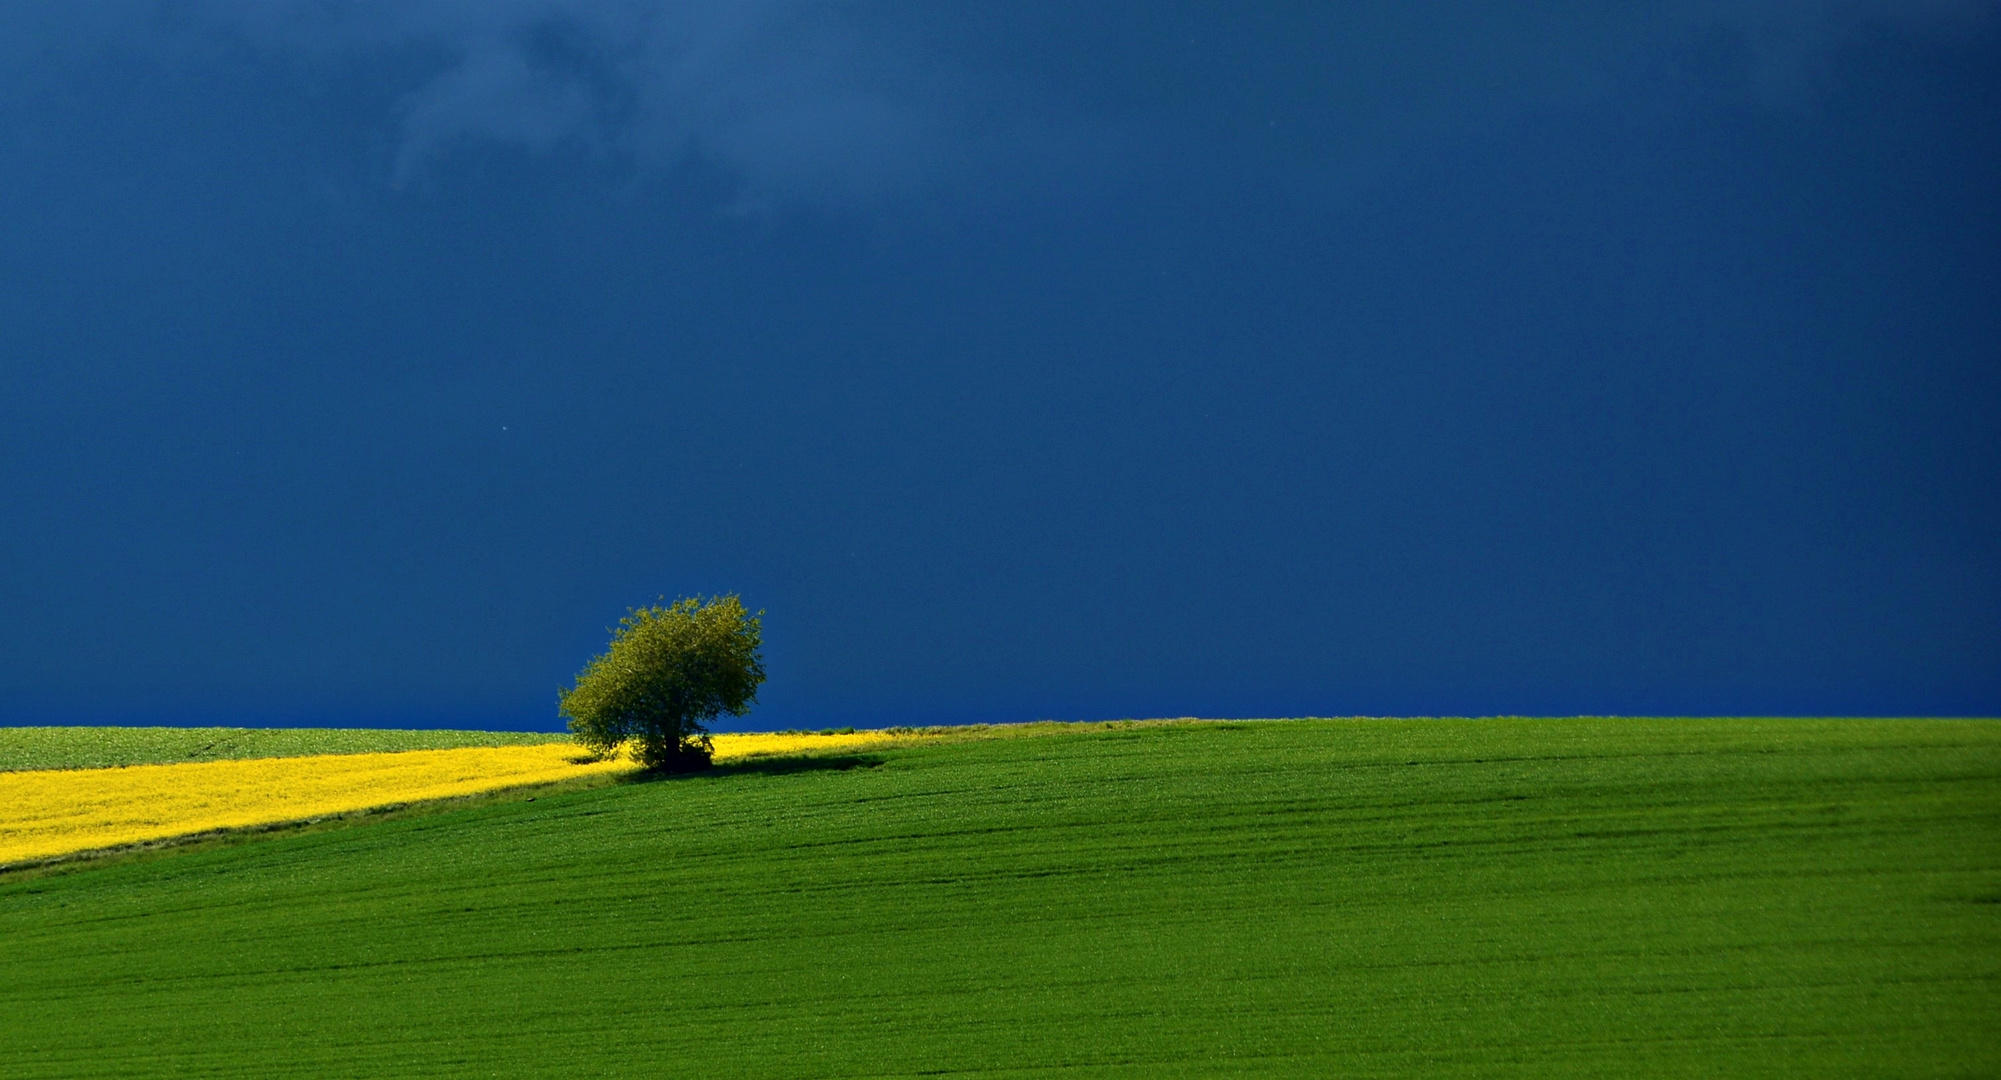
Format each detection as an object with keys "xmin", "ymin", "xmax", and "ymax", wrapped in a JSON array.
[
  {"xmin": 191, "ymin": 0, "xmax": 933, "ymax": 204},
  {"xmin": 18, "ymin": 1, "xmax": 1994, "ymax": 211}
]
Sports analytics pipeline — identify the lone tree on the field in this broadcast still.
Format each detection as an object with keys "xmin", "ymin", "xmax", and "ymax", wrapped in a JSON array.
[{"xmin": 559, "ymin": 595, "xmax": 765, "ymax": 771}]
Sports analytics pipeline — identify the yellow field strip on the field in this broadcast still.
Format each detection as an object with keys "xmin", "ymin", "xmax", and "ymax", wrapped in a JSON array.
[{"xmin": 0, "ymin": 732, "xmax": 911, "ymax": 867}]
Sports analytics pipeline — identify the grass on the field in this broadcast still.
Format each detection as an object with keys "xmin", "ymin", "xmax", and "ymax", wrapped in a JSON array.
[
  {"xmin": 0, "ymin": 717, "xmax": 1996, "ymax": 1077},
  {"xmin": 0, "ymin": 726, "xmax": 570, "ymax": 772}
]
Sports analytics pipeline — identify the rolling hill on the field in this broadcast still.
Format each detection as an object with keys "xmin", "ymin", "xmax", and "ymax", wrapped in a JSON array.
[{"xmin": 1, "ymin": 717, "xmax": 1996, "ymax": 1077}]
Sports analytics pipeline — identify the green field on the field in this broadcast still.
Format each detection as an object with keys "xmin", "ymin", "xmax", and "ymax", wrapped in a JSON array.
[
  {"xmin": 0, "ymin": 726, "xmax": 570, "ymax": 772},
  {"xmin": 2, "ymin": 718, "xmax": 1996, "ymax": 1077}
]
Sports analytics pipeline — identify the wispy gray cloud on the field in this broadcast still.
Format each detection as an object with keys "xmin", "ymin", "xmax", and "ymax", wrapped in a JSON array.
[
  {"xmin": 191, "ymin": 1, "xmax": 934, "ymax": 204},
  {"xmin": 25, "ymin": 1, "xmax": 1996, "ymax": 209}
]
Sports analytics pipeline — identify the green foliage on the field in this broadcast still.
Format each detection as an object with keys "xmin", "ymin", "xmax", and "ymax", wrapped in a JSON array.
[
  {"xmin": 0, "ymin": 727, "xmax": 567, "ymax": 773},
  {"xmin": 2, "ymin": 718, "xmax": 1997, "ymax": 1077},
  {"xmin": 558, "ymin": 595, "xmax": 765, "ymax": 770}
]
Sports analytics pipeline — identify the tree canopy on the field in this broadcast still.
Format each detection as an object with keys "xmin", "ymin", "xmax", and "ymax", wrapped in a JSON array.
[{"xmin": 558, "ymin": 595, "xmax": 765, "ymax": 770}]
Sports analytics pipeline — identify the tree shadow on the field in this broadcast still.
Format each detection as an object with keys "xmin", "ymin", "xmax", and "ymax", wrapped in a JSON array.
[{"xmin": 620, "ymin": 754, "xmax": 886, "ymax": 784}]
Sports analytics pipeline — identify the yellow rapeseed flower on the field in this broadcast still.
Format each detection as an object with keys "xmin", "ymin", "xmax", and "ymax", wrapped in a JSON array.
[
  {"xmin": 0, "ymin": 731, "xmax": 914, "ymax": 867},
  {"xmin": 712, "ymin": 731, "xmax": 910, "ymax": 760}
]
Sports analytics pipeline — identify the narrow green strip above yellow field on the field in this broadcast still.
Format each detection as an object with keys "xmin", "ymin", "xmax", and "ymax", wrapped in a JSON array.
[
  {"xmin": 0, "ymin": 731, "xmax": 915, "ymax": 867},
  {"xmin": 0, "ymin": 726, "xmax": 571, "ymax": 772}
]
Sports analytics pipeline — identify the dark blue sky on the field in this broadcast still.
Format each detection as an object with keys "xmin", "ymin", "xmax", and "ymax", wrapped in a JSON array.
[{"xmin": 2, "ymin": 3, "xmax": 1997, "ymax": 729}]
